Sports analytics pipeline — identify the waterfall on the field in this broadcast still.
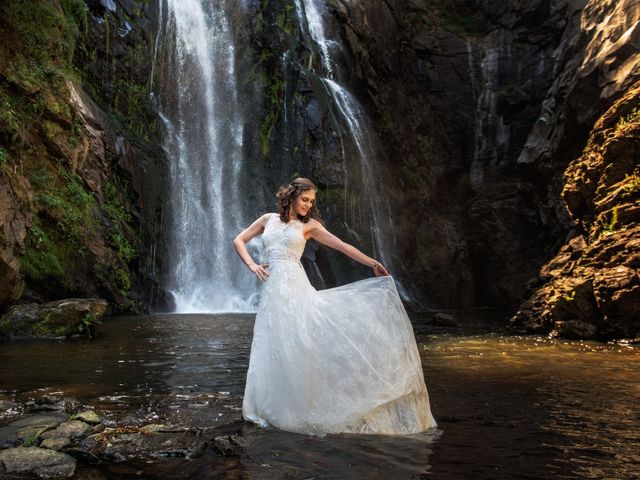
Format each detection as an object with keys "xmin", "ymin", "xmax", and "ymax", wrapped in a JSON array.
[
  {"xmin": 154, "ymin": 0, "xmax": 257, "ymax": 313},
  {"xmin": 469, "ymin": 33, "xmax": 513, "ymax": 191},
  {"xmin": 294, "ymin": 0, "xmax": 406, "ymax": 296}
]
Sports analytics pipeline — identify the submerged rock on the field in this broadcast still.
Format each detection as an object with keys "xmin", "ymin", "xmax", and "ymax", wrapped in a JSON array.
[
  {"xmin": 432, "ymin": 312, "xmax": 458, "ymax": 326},
  {"xmin": 0, "ymin": 446, "xmax": 76, "ymax": 478},
  {"xmin": 212, "ymin": 434, "xmax": 247, "ymax": 457},
  {"xmin": 0, "ymin": 298, "xmax": 108, "ymax": 338},
  {"xmin": 0, "ymin": 413, "xmax": 68, "ymax": 447}
]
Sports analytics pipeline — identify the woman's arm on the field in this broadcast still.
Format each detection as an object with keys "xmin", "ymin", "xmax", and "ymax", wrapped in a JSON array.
[
  {"xmin": 306, "ymin": 219, "xmax": 390, "ymax": 276},
  {"xmin": 233, "ymin": 213, "xmax": 271, "ymax": 281}
]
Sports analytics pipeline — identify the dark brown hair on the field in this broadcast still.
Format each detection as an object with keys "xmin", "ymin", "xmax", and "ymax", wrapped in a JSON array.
[{"xmin": 276, "ymin": 177, "xmax": 321, "ymax": 223}]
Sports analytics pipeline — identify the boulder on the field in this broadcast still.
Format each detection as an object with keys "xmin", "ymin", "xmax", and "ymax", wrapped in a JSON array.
[
  {"xmin": 0, "ymin": 298, "xmax": 108, "ymax": 338},
  {"xmin": 0, "ymin": 447, "xmax": 76, "ymax": 478}
]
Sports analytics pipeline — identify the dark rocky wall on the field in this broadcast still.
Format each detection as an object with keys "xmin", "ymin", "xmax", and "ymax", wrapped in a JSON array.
[
  {"xmin": 0, "ymin": 0, "xmax": 167, "ymax": 313},
  {"xmin": 221, "ymin": 0, "xmax": 639, "ymax": 320},
  {"xmin": 277, "ymin": 0, "xmax": 640, "ymax": 313}
]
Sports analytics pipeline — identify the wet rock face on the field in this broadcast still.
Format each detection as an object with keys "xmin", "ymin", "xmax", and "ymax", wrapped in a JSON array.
[
  {"xmin": 0, "ymin": 0, "xmax": 167, "ymax": 313},
  {"xmin": 325, "ymin": 0, "xmax": 640, "ymax": 310},
  {"xmin": 513, "ymin": 83, "xmax": 640, "ymax": 339}
]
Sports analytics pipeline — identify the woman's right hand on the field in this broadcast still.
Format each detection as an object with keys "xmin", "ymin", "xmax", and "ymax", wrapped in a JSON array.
[
  {"xmin": 373, "ymin": 262, "xmax": 390, "ymax": 276},
  {"xmin": 249, "ymin": 263, "xmax": 270, "ymax": 281}
]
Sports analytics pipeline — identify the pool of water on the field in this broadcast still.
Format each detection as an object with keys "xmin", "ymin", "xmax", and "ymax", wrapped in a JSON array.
[{"xmin": 1, "ymin": 314, "xmax": 638, "ymax": 479}]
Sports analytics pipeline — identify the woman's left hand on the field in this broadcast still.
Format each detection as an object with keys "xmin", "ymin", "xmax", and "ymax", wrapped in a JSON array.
[{"xmin": 373, "ymin": 262, "xmax": 390, "ymax": 276}]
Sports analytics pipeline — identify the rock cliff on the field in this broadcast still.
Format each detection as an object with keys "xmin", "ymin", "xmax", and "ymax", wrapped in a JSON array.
[
  {"xmin": 320, "ymin": 0, "xmax": 640, "ymax": 311},
  {"xmin": 512, "ymin": 83, "xmax": 640, "ymax": 339},
  {"xmin": 1, "ymin": 0, "xmax": 637, "ymax": 337},
  {"xmin": 0, "ymin": 0, "xmax": 167, "ymax": 314}
]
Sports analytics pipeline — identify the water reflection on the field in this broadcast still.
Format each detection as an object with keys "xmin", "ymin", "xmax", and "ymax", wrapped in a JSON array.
[{"xmin": 1, "ymin": 315, "xmax": 639, "ymax": 479}]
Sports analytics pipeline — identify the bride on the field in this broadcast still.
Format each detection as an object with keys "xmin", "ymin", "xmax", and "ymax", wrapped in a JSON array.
[{"xmin": 233, "ymin": 177, "xmax": 437, "ymax": 436}]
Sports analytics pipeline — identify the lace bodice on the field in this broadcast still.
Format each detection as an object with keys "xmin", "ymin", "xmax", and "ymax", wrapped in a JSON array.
[{"xmin": 262, "ymin": 213, "xmax": 306, "ymax": 264}]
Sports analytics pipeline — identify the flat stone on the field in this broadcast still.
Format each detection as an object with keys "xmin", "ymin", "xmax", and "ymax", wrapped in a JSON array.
[
  {"xmin": 109, "ymin": 433, "xmax": 144, "ymax": 445},
  {"xmin": 40, "ymin": 436, "xmax": 71, "ymax": 450},
  {"xmin": 3, "ymin": 413, "xmax": 68, "ymax": 445},
  {"xmin": 71, "ymin": 410, "xmax": 101, "ymax": 425},
  {"xmin": 80, "ymin": 434, "xmax": 100, "ymax": 451},
  {"xmin": 140, "ymin": 423, "xmax": 167, "ymax": 434},
  {"xmin": 10, "ymin": 413, "xmax": 67, "ymax": 428},
  {"xmin": 89, "ymin": 423, "xmax": 106, "ymax": 434},
  {"xmin": 41, "ymin": 420, "xmax": 90, "ymax": 441},
  {"xmin": 0, "ymin": 446, "xmax": 76, "ymax": 478},
  {"xmin": 16, "ymin": 424, "xmax": 53, "ymax": 444}
]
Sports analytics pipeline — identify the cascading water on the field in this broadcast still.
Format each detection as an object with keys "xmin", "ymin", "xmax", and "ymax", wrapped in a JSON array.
[
  {"xmin": 469, "ymin": 33, "xmax": 511, "ymax": 192},
  {"xmin": 294, "ymin": 0, "xmax": 406, "ymax": 297},
  {"xmin": 154, "ymin": 0, "xmax": 257, "ymax": 313}
]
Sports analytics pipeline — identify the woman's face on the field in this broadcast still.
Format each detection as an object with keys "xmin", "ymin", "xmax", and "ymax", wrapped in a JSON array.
[{"xmin": 292, "ymin": 189, "xmax": 316, "ymax": 218}]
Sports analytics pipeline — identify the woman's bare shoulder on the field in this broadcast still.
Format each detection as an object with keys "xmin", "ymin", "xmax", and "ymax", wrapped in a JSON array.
[
  {"xmin": 303, "ymin": 218, "xmax": 326, "ymax": 238},
  {"xmin": 261, "ymin": 212, "xmax": 277, "ymax": 221},
  {"xmin": 248, "ymin": 212, "xmax": 275, "ymax": 228},
  {"xmin": 307, "ymin": 218, "xmax": 325, "ymax": 229}
]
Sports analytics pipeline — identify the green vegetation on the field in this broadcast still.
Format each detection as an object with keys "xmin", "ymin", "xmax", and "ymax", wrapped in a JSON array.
[
  {"xmin": 259, "ymin": 68, "xmax": 285, "ymax": 158},
  {"xmin": 21, "ymin": 246, "xmax": 66, "ymax": 284},
  {"xmin": 61, "ymin": 0, "xmax": 88, "ymax": 37},
  {"xmin": 255, "ymin": 1, "xmax": 299, "ymax": 159},
  {"xmin": 623, "ymin": 172, "xmax": 640, "ymax": 195},
  {"xmin": 77, "ymin": 311, "xmax": 101, "ymax": 337},
  {"xmin": 102, "ymin": 180, "xmax": 136, "ymax": 293},
  {"xmin": 22, "ymin": 167, "xmax": 99, "ymax": 290},
  {"xmin": 275, "ymin": 5, "xmax": 296, "ymax": 36},
  {"xmin": 615, "ymin": 107, "xmax": 640, "ymax": 132},
  {"xmin": 0, "ymin": 0, "xmax": 144, "ymax": 309},
  {"xmin": 562, "ymin": 290, "xmax": 576, "ymax": 302},
  {"xmin": 22, "ymin": 433, "xmax": 39, "ymax": 447},
  {"xmin": 32, "ymin": 168, "xmax": 98, "ymax": 246},
  {"xmin": 599, "ymin": 206, "xmax": 619, "ymax": 235}
]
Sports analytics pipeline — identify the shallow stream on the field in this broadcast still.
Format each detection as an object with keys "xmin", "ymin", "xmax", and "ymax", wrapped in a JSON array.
[{"xmin": 1, "ymin": 314, "xmax": 638, "ymax": 479}]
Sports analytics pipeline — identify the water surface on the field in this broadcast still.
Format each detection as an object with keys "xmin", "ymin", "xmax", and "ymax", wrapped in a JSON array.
[{"xmin": 1, "ymin": 314, "xmax": 638, "ymax": 479}]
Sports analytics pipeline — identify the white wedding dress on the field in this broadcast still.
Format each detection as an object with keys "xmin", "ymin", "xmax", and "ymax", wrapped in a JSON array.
[{"xmin": 242, "ymin": 213, "xmax": 437, "ymax": 436}]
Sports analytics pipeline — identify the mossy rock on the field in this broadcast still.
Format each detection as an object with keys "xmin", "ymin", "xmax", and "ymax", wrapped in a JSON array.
[{"xmin": 0, "ymin": 298, "xmax": 107, "ymax": 338}]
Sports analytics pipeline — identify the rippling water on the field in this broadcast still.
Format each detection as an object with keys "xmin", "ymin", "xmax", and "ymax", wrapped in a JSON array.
[{"xmin": 1, "ymin": 314, "xmax": 638, "ymax": 479}]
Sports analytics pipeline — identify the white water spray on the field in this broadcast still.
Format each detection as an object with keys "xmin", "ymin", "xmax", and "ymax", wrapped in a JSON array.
[{"xmin": 155, "ymin": 0, "xmax": 256, "ymax": 313}]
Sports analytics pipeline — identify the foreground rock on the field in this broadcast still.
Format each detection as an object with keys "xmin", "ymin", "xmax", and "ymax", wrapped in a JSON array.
[
  {"xmin": 0, "ymin": 393, "xmax": 243, "ymax": 477},
  {"xmin": 0, "ymin": 298, "xmax": 108, "ymax": 338},
  {"xmin": 513, "ymin": 83, "xmax": 640, "ymax": 340},
  {"xmin": 0, "ymin": 447, "xmax": 76, "ymax": 478}
]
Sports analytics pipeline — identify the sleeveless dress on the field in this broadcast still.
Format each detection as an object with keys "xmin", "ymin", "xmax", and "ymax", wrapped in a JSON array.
[{"xmin": 242, "ymin": 213, "xmax": 437, "ymax": 436}]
